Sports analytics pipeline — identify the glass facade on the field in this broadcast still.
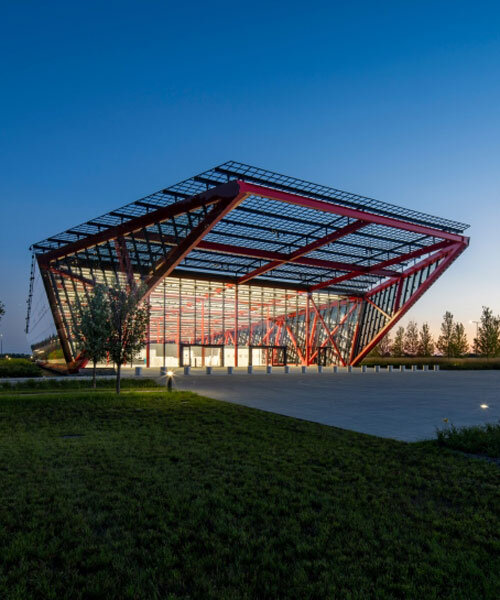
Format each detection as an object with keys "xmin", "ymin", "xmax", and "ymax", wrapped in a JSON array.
[
  {"xmin": 26, "ymin": 263, "xmax": 65, "ymax": 366},
  {"xmin": 147, "ymin": 277, "xmax": 360, "ymax": 368},
  {"xmin": 28, "ymin": 266, "xmax": 362, "ymax": 369}
]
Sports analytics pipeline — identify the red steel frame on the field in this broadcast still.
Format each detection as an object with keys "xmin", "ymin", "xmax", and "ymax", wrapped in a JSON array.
[
  {"xmin": 350, "ymin": 242, "xmax": 467, "ymax": 365},
  {"xmin": 34, "ymin": 179, "xmax": 469, "ymax": 371}
]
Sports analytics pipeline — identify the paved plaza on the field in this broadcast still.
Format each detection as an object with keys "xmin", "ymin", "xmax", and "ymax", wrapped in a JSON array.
[{"xmin": 161, "ymin": 368, "xmax": 500, "ymax": 442}]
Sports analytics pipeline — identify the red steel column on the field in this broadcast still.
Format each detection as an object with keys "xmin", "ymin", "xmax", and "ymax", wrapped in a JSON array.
[
  {"xmin": 176, "ymin": 310, "xmax": 181, "ymax": 367},
  {"xmin": 305, "ymin": 292, "xmax": 310, "ymax": 365},
  {"xmin": 234, "ymin": 285, "xmax": 239, "ymax": 367},
  {"xmin": 146, "ymin": 297, "xmax": 151, "ymax": 368}
]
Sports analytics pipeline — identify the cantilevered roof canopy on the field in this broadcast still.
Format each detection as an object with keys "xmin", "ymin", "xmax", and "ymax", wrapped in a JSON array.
[{"xmin": 31, "ymin": 161, "xmax": 469, "ymax": 297}]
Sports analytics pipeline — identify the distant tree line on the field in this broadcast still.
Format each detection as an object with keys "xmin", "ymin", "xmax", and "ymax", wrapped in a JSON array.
[{"xmin": 371, "ymin": 306, "xmax": 500, "ymax": 358}]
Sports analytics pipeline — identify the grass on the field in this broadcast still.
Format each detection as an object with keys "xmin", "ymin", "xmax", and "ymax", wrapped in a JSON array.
[
  {"xmin": 0, "ymin": 389, "xmax": 499, "ymax": 599},
  {"xmin": 0, "ymin": 358, "xmax": 42, "ymax": 378},
  {"xmin": 0, "ymin": 377, "xmax": 161, "ymax": 393},
  {"xmin": 436, "ymin": 422, "xmax": 500, "ymax": 458},
  {"xmin": 361, "ymin": 356, "xmax": 500, "ymax": 370}
]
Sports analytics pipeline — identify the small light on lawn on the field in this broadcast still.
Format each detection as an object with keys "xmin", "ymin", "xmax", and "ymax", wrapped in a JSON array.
[
  {"xmin": 165, "ymin": 370, "xmax": 174, "ymax": 392},
  {"xmin": 480, "ymin": 404, "xmax": 488, "ymax": 409}
]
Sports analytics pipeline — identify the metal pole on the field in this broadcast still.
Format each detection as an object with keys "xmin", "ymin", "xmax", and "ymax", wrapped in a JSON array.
[
  {"xmin": 163, "ymin": 280, "xmax": 166, "ymax": 368},
  {"xmin": 234, "ymin": 284, "xmax": 239, "ymax": 367},
  {"xmin": 305, "ymin": 292, "xmax": 310, "ymax": 365}
]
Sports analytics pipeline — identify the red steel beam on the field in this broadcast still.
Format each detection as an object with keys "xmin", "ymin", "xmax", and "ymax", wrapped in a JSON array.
[
  {"xmin": 37, "ymin": 263, "xmax": 74, "ymax": 366},
  {"xmin": 349, "ymin": 310, "xmax": 363, "ymax": 364},
  {"xmin": 238, "ymin": 220, "xmax": 368, "ymax": 285},
  {"xmin": 350, "ymin": 242, "xmax": 467, "ymax": 365},
  {"xmin": 238, "ymin": 181, "xmax": 468, "ymax": 244},
  {"xmin": 48, "ymin": 267, "xmax": 95, "ymax": 288},
  {"xmin": 309, "ymin": 296, "xmax": 346, "ymax": 366},
  {"xmin": 200, "ymin": 240, "xmax": 398, "ymax": 277},
  {"xmin": 284, "ymin": 322, "xmax": 306, "ymax": 364},
  {"xmin": 141, "ymin": 191, "xmax": 246, "ymax": 301},
  {"xmin": 366, "ymin": 241, "xmax": 466, "ymax": 299},
  {"xmin": 136, "ymin": 235, "xmax": 399, "ymax": 278},
  {"xmin": 309, "ymin": 301, "xmax": 360, "ymax": 363},
  {"xmin": 365, "ymin": 296, "xmax": 392, "ymax": 320},
  {"xmin": 309, "ymin": 239, "xmax": 456, "ymax": 292},
  {"xmin": 372, "ymin": 239, "xmax": 452, "ymax": 270},
  {"xmin": 114, "ymin": 236, "xmax": 136, "ymax": 291},
  {"xmin": 38, "ymin": 181, "xmax": 240, "ymax": 265},
  {"xmin": 310, "ymin": 271, "xmax": 360, "ymax": 291}
]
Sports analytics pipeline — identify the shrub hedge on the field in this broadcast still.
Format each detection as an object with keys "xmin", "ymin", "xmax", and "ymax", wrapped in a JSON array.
[
  {"xmin": 361, "ymin": 357, "xmax": 500, "ymax": 370},
  {"xmin": 436, "ymin": 422, "xmax": 500, "ymax": 458},
  {"xmin": 0, "ymin": 359, "xmax": 42, "ymax": 379}
]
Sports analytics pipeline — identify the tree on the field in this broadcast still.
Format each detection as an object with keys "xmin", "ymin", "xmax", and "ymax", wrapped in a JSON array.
[
  {"xmin": 452, "ymin": 322, "xmax": 469, "ymax": 357},
  {"xmin": 377, "ymin": 333, "xmax": 392, "ymax": 357},
  {"xmin": 392, "ymin": 326, "xmax": 405, "ymax": 357},
  {"xmin": 369, "ymin": 334, "xmax": 392, "ymax": 358},
  {"xmin": 107, "ymin": 288, "xmax": 149, "ymax": 394},
  {"xmin": 474, "ymin": 306, "xmax": 500, "ymax": 358},
  {"xmin": 72, "ymin": 285, "xmax": 112, "ymax": 388},
  {"xmin": 404, "ymin": 320, "xmax": 419, "ymax": 356},
  {"xmin": 418, "ymin": 323, "xmax": 435, "ymax": 357},
  {"xmin": 0, "ymin": 300, "xmax": 4, "ymax": 323},
  {"xmin": 437, "ymin": 311, "xmax": 455, "ymax": 357}
]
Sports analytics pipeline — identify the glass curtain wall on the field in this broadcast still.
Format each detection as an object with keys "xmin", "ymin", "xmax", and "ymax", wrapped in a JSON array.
[{"xmin": 147, "ymin": 276, "xmax": 356, "ymax": 368}]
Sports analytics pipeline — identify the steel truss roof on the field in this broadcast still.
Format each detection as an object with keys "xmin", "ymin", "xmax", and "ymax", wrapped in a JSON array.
[
  {"xmin": 31, "ymin": 161, "xmax": 469, "ymax": 296},
  {"xmin": 27, "ymin": 161, "xmax": 470, "ymax": 372}
]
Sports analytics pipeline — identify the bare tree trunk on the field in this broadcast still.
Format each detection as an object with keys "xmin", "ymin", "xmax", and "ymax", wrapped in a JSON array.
[
  {"xmin": 116, "ymin": 362, "xmax": 121, "ymax": 394},
  {"xmin": 92, "ymin": 359, "xmax": 97, "ymax": 389}
]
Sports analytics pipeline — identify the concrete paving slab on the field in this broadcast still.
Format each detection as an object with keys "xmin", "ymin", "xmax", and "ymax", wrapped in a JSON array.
[
  {"xmin": 167, "ymin": 370, "xmax": 500, "ymax": 442},
  {"xmin": 5, "ymin": 368, "xmax": 498, "ymax": 442}
]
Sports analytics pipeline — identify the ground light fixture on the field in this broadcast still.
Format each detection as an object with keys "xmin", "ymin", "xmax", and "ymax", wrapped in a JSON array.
[{"xmin": 167, "ymin": 370, "xmax": 174, "ymax": 391}]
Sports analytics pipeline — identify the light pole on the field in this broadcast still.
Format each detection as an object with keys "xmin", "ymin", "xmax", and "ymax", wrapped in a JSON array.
[{"xmin": 0, "ymin": 333, "xmax": 3, "ymax": 356}]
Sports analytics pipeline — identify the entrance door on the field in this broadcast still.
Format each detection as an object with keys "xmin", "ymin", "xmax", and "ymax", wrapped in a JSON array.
[
  {"xmin": 248, "ymin": 345, "xmax": 287, "ymax": 366},
  {"xmin": 180, "ymin": 344, "xmax": 224, "ymax": 368},
  {"xmin": 317, "ymin": 346, "xmax": 334, "ymax": 366}
]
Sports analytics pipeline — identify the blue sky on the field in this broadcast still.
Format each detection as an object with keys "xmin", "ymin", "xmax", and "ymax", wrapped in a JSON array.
[{"xmin": 1, "ymin": 1, "xmax": 499, "ymax": 353}]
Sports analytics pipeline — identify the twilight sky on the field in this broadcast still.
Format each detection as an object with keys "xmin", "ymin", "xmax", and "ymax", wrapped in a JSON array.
[{"xmin": 1, "ymin": 0, "xmax": 499, "ymax": 353}]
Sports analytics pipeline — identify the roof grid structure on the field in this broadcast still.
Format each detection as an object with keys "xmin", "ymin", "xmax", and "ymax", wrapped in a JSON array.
[
  {"xmin": 30, "ymin": 161, "xmax": 469, "ymax": 295},
  {"xmin": 211, "ymin": 162, "xmax": 468, "ymax": 232},
  {"xmin": 32, "ymin": 160, "xmax": 469, "ymax": 252}
]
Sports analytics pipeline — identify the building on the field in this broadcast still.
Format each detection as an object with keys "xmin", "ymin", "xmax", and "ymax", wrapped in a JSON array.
[{"xmin": 26, "ymin": 162, "xmax": 469, "ymax": 372}]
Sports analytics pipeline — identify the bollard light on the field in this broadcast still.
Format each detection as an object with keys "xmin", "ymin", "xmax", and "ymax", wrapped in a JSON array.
[{"xmin": 167, "ymin": 370, "xmax": 174, "ymax": 391}]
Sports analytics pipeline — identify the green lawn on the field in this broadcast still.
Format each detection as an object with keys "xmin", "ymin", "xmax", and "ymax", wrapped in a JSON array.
[
  {"xmin": 0, "ymin": 388, "xmax": 499, "ymax": 599},
  {"xmin": 0, "ymin": 377, "xmax": 162, "ymax": 392}
]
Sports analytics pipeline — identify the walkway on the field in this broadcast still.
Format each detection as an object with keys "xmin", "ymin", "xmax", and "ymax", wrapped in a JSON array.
[{"xmin": 169, "ymin": 369, "xmax": 500, "ymax": 441}]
